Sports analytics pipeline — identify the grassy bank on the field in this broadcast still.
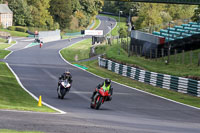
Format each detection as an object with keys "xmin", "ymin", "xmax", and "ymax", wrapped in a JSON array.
[
  {"xmin": 0, "ymin": 62, "xmax": 55, "ymax": 112},
  {"xmin": 60, "ymin": 39, "xmax": 200, "ymax": 108},
  {"xmin": 91, "ymin": 18, "xmax": 100, "ymax": 30},
  {"xmin": 99, "ymin": 14, "xmax": 127, "ymax": 36},
  {"xmin": 104, "ymin": 43, "xmax": 200, "ymax": 77},
  {"xmin": 0, "ymin": 42, "xmax": 11, "ymax": 59},
  {"xmin": 61, "ymin": 39, "xmax": 92, "ymax": 62},
  {"xmin": 0, "ymin": 29, "xmax": 28, "ymax": 37}
]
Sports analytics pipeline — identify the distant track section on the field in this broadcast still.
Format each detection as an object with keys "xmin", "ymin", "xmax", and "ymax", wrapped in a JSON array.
[{"xmin": 105, "ymin": 0, "xmax": 200, "ymax": 5}]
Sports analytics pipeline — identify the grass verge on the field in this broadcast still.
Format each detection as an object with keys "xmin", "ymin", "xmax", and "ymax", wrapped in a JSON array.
[
  {"xmin": 91, "ymin": 18, "xmax": 100, "ymax": 30},
  {"xmin": 61, "ymin": 39, "xmax": 92, "ymax": 62},
  {"xmin": 0, "ymin": 62, "xmax": 56, "ymax": 112},
  {"xmin": 0, "ymin": 42, "xmax": 12, "ymax": 59},
  {"xmin": 0, "ymin": 129, "xmax": 43, "ymax": 133},
  {"xmin": 0, "ymin": 29, "xmax": 28, "ymax": 37},
  {"xmin": 60, "ymin": 39, "xmax": 200, "ymax": 108},
  {"xmin": 105, "ymin": 43, "xmax": 200, "ymax": 77}
]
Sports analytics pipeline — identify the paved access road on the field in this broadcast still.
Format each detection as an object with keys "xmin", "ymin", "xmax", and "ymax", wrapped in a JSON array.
[{"xmin": 1, "ymin": 16, "xmax": 200, "ymax": 133}]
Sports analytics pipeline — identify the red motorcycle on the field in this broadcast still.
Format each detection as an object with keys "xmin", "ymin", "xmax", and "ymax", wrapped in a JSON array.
[{"xmin": 90, "ymin": 87, "xmax": 111, "ymax": 110}]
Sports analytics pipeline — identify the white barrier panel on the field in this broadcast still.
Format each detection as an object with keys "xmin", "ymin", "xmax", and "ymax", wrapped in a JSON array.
[{"xmin": 85, "ymin": 30, "xmax": 103, "ymax": 36}]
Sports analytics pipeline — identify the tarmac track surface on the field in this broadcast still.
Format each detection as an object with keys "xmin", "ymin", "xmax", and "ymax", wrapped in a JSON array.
[{"xmin": 1, "ymin": 16, "xmax": 200, "ymax": 133}]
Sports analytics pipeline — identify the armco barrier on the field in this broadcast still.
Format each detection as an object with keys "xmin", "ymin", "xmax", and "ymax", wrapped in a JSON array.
[{"xmin": 98, "ymin": 57, "xmax": 200, "ymax": 97}]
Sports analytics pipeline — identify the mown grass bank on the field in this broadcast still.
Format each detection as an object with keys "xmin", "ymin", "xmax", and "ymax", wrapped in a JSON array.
[
  {"xmin": 0, "ymin": 29, "xmax": 28, "ymax": 37},
  {"xmin": 61, "ymin": 39, "xmax": 92, "ymax": 62},
  {"xmin": 0, "ymin": 39, "xmax": 16, "ymax": 59},
  {"xmin": 0, "ymin": 41, "xmax": 12, "ymax": 59},
  {"xmin": 105, "ymin": 43, "xmax": 200, "ymax": 78},
  {"xmin": 60, "ymin": 39, "xmax": 200, "ymax": 108},
  {"xmin": 0, "ymin": 62, "xmax": 55, "ymax": 112}
]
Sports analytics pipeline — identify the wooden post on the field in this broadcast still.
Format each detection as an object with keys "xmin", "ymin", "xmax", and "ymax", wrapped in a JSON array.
[
  {"xmin": 150, "ymin": 49, "xmax": 152, "ymax": 59},
  {"xmin": 175, "ymin": 49, "xmax": 177, "ymax": 63},
  {"xmin": 140, "ymin": 46, "xmax": 142, "ymax": 57},
  {"xmin": 162, "ymin": 48, "xmax": 164, "ymax": 60},
  {"xmin": 167, "ymin": 48, "xmax": 170, "ymax": 64},
  {"xmin": 190, "ymin": 51, "xmax": 193, "ymax": 65},
  {"xmin": 155, "ymin": 48, "xmax": 157, "ymax": 61},
  {"xmin": 135, "ymin": 46, "xmax": 138, "ymax": 56},
  {"xmin": 198, "ymin": 53, "xmax": 200, "ymax": 66},
  {"xmin": 182, "ymin": 50, "xmax": 184, "ymax": 64},
  {"xmin": 132, "ymin": 45, "xmax": 134, "ymax": 56}
]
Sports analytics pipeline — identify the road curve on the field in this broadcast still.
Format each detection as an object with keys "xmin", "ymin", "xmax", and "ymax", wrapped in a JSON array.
[{"xmin": 1, "ymin": 16, "xmax": 200, "ymax": 133}]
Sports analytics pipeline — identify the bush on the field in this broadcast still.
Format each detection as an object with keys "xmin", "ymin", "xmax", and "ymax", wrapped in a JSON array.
[
  {"xmin": 15, "ymin": 26, "xmax": 28, "ymax": 33},
  {"xmin": 8, "ymin": 26, "xmax": 16, "ymax": 31}
]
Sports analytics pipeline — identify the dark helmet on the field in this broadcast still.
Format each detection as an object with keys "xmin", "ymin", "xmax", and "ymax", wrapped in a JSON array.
[
  {"xmin": 105, "ymin": 79, "xmax": 111, "ymax": 87},
  {"xmin": 65, "ymin": 70, "xmax": 70, "ymax": 75}
]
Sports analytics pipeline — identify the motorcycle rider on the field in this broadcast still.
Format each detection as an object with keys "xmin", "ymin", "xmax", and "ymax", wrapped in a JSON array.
[
  {"xmin": 91, "ymin": 78, "xmax": 113, "ymax": 101},
  {"xmin": 58, "ymin": 70, "xmax": 73, "ymax": 87}
]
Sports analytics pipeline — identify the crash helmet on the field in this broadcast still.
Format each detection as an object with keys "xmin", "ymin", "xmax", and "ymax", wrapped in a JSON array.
[
  {"xmin": 105, "ymin": 78, "xmax": 111, "ymax": 87},
  {"xmin": 65, "ymin": 70, "xmax": 70, "ymax": 75}
]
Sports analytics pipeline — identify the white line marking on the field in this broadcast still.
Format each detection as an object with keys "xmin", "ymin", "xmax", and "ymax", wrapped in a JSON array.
[
  {"xmin": 4, "ymin": 51, "xmax": 13, "ymax": 59},
  {"xmin": 5, "ymin": 63, "xmax": 66, "ymax": 114}
]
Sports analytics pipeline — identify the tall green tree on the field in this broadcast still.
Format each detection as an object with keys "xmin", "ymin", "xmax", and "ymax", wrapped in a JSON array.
[
  {"xmin": 49, "ymin": 0, "xmax": 72, "ymax": 30},
  {"xmin": 73, "ymin": 0, "xmax": 104, "ymax": 28},
  {"xmin": 135, "ymin": 3, "xmax": 163, "ymax": 31},
  {"xmin": 27, "ymin": 0, "xmax": 54, "ymax": 28},
  {"xmin": 192, "ymin": 5, "xmax": 200, "ymax": 22},
  {"xmin": 7, "ymin": 0, "xmax": 33, "ymax": 26}
]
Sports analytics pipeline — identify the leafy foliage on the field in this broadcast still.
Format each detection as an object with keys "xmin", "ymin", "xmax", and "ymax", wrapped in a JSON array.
[
  {"xmin": 192, "ymin": 5, "xmax": 200, "ymax": 22},
  {"xmin": 49, "ymin": 0, "xmax": 72, "ymax": 30}
]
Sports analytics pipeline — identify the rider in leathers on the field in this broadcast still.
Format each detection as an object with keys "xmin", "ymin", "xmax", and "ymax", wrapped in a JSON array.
[
  {"xmin": 58, "ymin": 70, "xmax": 73, "ymax": 87},
  {"xmin": 91, "ymin": 79, "xmax": 113, "ymax": 101}
]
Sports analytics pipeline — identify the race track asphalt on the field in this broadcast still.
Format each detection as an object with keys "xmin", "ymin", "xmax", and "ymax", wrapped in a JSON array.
[{"xmin": 1, "ymin": 16, "xmax": 200, "ymax": 133}]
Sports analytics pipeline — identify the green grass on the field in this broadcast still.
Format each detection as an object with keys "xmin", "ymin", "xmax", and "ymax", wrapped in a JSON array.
[
  {"xmin": 0, "ymin": 43, "xmax": 11, "ymax": 49},
  {"xmin": 60, "ymin": 39, "xmax": 200, "ymax": 108},
  {"xmin": 0, "ymin": 42, "xmax": 12, "ymax": 59},
  {"xmin": 0, "ymin": 29, "xmax": 28, "ymax": 37},
  {"xmin": 61, "ymin": 39, "xmax": 92, "ymax": 62},
  {"xmin": 0, "ymin": 62, "xmax": 56, "ymax": 112},
  {"xmin": 91, "ymin": 18, "xmax": 100, "ymax": 30},
  {"xmin": 0, "ymin": 50, "xmax": 10, "ymax": 59},
  {"xmin": 0, "ymin": 38, "xmax": 7, "ymax": 43},
  {"xmin": 0, "ymin": 129, "xmax": 43, "ymax": 133},
  {"xmin": 99, "ymin": 14, "xmax": 128, "ymax": 36},
  {"xmin": 104, "ymin": 43, "xmax": 200, "ymax": 77}
]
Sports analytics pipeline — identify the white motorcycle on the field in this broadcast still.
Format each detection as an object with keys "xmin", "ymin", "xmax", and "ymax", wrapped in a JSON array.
[{"xmin": 57, "ymin": 79, "xmax": 71, "ymax": 99}]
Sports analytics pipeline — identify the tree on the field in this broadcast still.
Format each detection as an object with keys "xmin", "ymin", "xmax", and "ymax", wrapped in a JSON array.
[
  {"xmin": 192, "ymin": 5, "xmax": 200, "ymax": 22},
  {"xmin": 135, "ymin": 3, "xmax": 163, "ymax": 31},
  {"xmin": 7, "ymin": 0, "xmax": 33, "ymax": 26},
  {"xmin": 27, "ymin": 0, "xmax": 54, "ymax": 28},
  {"xmin": 49, "ymin": 0, "xmax": 72, "ymax": 30}
]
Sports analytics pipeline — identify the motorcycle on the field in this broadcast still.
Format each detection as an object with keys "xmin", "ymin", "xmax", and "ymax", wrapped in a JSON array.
[
  {"xmin": 90, "ymin": 87, "xmax": 111, "ymax": 110},
  {"xmin": 57, "ymin": 79, "xmax": 71, "ymax": 99}
]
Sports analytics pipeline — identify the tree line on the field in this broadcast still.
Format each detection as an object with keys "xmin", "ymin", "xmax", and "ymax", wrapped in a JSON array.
[
  {"xmin": 103, "ymin": 1, "xmax": 199, "ymax": 30},
  {"xmin": 0, "ymin": 0, "xmax": 104, "ymax": 32}
]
